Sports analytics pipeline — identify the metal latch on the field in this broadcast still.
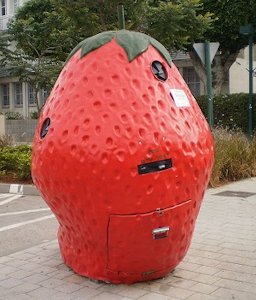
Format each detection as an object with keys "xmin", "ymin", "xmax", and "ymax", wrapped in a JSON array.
[{"xmin": 152, "ymin": 226, "xmax": 170, "ymax": 239}]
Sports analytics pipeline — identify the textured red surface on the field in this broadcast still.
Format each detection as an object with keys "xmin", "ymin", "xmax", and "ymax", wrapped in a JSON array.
[{"xmin": 32, "ymin": 36, "xmax": 214, "ymax": 284}]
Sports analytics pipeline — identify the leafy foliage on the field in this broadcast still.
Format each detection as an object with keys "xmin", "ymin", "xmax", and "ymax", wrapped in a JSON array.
[
  {"xmin": 0, "ymin": 145, "xmax": 32, "ymax": 181},
  {"xmin": 3, "ymin": 0, "xmax": 71, "ymax": 112},
  {"xmin": 196, "ymin": 93, "xmax": 256, "ymax": 132},
  {"xmin": 147, "ymin": 0, "xmax": 213, "ymax": 50},
  {"xmin": 53, "ymin": 0, "xmax": 212, "ymax": 51},
  {"xmin": 4, "ymin": 111, "xmax": 24, "ymax": 120},
  {"xmin": 201, "ymin": 0, "xmax": 256, "ymax": 53},
  {"xmin": 30, "ymin": 111, "xmax": 39, "ymax": 119},
  {"xmin": 0, "ymin": 135, "xmax": 12, "ymax": 147}
]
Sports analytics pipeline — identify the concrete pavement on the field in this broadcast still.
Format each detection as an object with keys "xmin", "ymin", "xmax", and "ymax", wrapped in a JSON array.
[{"xmin": 0, "ymin": 178, "xmax": 256, "ymax": 299}]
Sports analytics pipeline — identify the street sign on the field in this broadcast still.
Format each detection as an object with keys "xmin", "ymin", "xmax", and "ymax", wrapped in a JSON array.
[{"xmin": 193, "ymin": 42, "xmax": 220, "ymax": 65}]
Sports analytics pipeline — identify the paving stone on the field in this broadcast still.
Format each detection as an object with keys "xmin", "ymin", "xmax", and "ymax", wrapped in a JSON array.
[
  {"xmin": 4, "ymin": 259, "xmax": 28, "ymax": 268},
  {"xmin": 167, "ymin": 278, "xmax": 196, "ymax": 289},
  {"xmin": 1, "ymin": 265, "xmax": 18, "ymax": 275},
  {"xmin": 117, "ymin": 286, "xmax": 148, "ymax": 298},
  {"xmin": 137, "ymin": 293, "xmax": 169, "ymax": 300},
  {"xmin": 63, "ymin": 274, "xmax": 87, "ymax": 284},
  {"xmin": 71, "ymin": 286, "xmax": 102, "ymax": 299},
  {"xmin": 0, "ymin": 256, "xmax": 14, "ymax": 264},
  {"xmin": 236, "ymin": 282, "xmax": 256, "ymax": 294},
  {"xmin": 49, "ymin": 292, "xmax": 74, "ymax": 299},
  {"xmin": 23, "ymin": 273, "xmax": 50, "ymax": 284},
  {"xmin": 177, "ymin": 262, "xmax": 201, "ymax": 272},
  {"xmin": 211, "ymin": 287, "xmax": 256, "ymax": 300},
  {"xmin": 9, "ymin": 269, "xmax": 32, "ymax": 280},
  {"xmin": 10, "ymin": 252, "xmax": 35, "ymax": 260},
  {"xmin": 189, "ymin": 282, "xmax": 218, "ymax": 294},
  {"xmin": 144, "ymin": 284, "xmax": 194, "ymax": 299},
  {"xmin": 172, "ymin": 269, "xmax": 199, "ymax": 280},
  {"xmin": 54, "ymin": 283, "xmax": 83, "ymax": 294},
  {"xmin": 0, "ymin": 277, "xmax": 23, "ymax": 289},
  {"xmin": 1, "ymin": 293, "xmax": 34, "ymax": 300},
  {"xmin": 0, "ymin": 286, "xmax": 16, "ymax": 297},
  {"xmin": 40, "ymin": 278, "xmax": 65, "ymax": 288},
  {"xmin": 50, "ymin": 269, "xmax": 73, "ymax": 280},
  {"xmin": 214, "ymin": 278, "xmax": 243, "ymax": 290},
  {"xmin": 81, "ymin": 279, "xmax": 104, "ymax": 289},
  {"xmin": 215, "ymin": 270, "xmax": 256, "ymax": 284},
  {"xmin": 27, "ymin": 286, "xmax": 60, "ymax": 298},
  {"xmin": 186, "ymin": 293, "xmax": 218, "ymax": 300},
  {"xmin": 9, "ymin": 282, "xmax": 39, "ymax": 293},
  {"xmin": 41, "ymin": 258, "xmax": 63, "ymax": 268},
  {"xmin": 195, "ymin": 266, "xmax": 220, "ymax": 275},
  {"xmin": 89, "ymin": 292, "xmax": 126, "ymax": 300},
  {"xmin": 191, "ymin": 274, "xmax": 219, "ymax": 285}
]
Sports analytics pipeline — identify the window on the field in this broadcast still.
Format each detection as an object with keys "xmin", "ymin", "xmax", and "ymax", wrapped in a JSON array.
[
  {"xmin": 1, "ymin": 83, "xmax": 9, "ymax": 107},
  {"xmin": 183, "ymin": 67, "xmax": 201, "ymax": 96},
  {"xmin": 14, "ymin": 0, "xmax": 19, "ymax": 12},
  {"xmin": 1, "ymin": 0, "xmax": 6, "ymax": 16},
  {"xmin": 28, "ymin": 84, "xmax": 36, "ymax": 106},
  {"xmin": 14, "ymin": 82, "xmax": 23, "ymax": 106}
]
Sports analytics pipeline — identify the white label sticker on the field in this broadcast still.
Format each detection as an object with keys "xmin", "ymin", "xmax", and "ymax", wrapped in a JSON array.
[{"xmin": 170, "ymin": 89, "xmax": 190, "ymax": 107}]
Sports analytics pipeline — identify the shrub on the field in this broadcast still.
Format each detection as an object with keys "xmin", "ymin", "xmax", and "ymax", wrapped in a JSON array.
[
  {"xmin": 30, "ymin": 111, "xmax": 39, "ymax": 119},
  {"xmin": 196, "ymin": 93, "xmax": 256, "ymax": 132},
  {"xmin": 0, "ymin": 135, "xmax": 12, "ymax": 147},
  {"xmin": 0, "ymin": 145, "xmax": 32, "ymax": 182},
  {"xmin": 4, "ymin": 111, "xmax": 24, "ymax": 120},
  {"xmin": 210, "ymin": 128, "xmax": 256, "ymax": 187}
]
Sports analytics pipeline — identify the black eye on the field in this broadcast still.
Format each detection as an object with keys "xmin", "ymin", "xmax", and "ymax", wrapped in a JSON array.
[
  {"xmin": 151, "ymin": 61, "xmax": 168, "ymax": 81},
  {"xmin": 40, "ymin": 118, "xmax": 51, "ymax": 138}
]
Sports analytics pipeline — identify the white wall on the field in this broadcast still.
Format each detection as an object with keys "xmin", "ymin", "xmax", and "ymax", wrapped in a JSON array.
[{"xmin": 229, "ymin": 46, "xmax": 256, "ymax": 94}]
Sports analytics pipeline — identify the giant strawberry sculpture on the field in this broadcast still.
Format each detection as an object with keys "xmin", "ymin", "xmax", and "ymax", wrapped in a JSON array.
[{"xmin": 32, "ymin": 30, "xmax": 214, "ymax": 284}]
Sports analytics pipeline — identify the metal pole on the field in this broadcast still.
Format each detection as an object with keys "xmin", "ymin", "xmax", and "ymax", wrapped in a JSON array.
[
  {"xmin": 204, "ymin": 41, "xmax": 214, "ymax": 130},
  {"xmin": 117, "ymin": 4, "xmax": 125, "ymax": 30},
  {"xmin": 248, "ymin": 33, "xmax": 254, "ymax": 137}
]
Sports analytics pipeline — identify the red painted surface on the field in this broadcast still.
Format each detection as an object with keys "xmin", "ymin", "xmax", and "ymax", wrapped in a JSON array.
[{"xmin": 32, "ymin": 33, "xmax": 214, "ymax": 284}]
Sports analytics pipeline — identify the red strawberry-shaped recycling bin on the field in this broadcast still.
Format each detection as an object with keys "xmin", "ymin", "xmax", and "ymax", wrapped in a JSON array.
[{"xmin": 32, "ymin": 30, "xmax": 214, "ymax": 284}]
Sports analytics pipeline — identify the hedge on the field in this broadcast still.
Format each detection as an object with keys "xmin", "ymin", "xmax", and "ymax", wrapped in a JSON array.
[
  {"xmin": 196, "ymin": 93, "xmax": 256, "ymax": 132},
  {"xmin": 0, "ymin": 145, "xmax": 32, "ymax": 182}
]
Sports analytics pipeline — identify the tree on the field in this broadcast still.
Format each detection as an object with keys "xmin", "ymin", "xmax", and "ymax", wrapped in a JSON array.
[
  {"xmin": 146, "ymin": 0, "xmax": 212, "ymax": 50},
  {"xmin": 189, "ymin": 0, "xmax": 256, "ymax": 94},
  {"xmin": 3, "ymin": 0, "xmax": 213, "ymax": 113},
  {"xmin": 4, "ymin": 0, "xmax": 73, "ymax": 112},
  {"xmin": 6, "ymin": 51, "xmax": 62, "ymax": 113},
  {"xmin": 53, "ymin": 0, "xmax": 212, "ymax": 50}
]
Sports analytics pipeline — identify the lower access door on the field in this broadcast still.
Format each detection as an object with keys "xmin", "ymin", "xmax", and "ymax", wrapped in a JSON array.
[{"xmin": 107, "ymin": 200, "xmax": 192, "ymax": 275}]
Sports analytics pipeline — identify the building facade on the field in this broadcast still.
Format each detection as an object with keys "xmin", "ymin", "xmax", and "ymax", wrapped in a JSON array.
[{"xmin": 0, "ymin": 0, "xmax": 47, "ymax": 118}]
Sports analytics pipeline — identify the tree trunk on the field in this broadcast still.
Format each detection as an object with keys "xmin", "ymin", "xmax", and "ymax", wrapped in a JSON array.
[
  {"xmin": 212, "ymin": 50, "xmax": 240, "ymax": 94},
  {"xmin": 35, "ymin": 89, "xmax": 40, "ymax": 114},
  {"xmin": 189, "ymin": 49, "xmax": 240, "ymax": 95}
]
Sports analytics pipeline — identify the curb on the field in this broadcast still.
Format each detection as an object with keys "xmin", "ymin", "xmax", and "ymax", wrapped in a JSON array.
[{"xmin": 0, "ymin": 183, "xmax": 40, "ymax": 196}]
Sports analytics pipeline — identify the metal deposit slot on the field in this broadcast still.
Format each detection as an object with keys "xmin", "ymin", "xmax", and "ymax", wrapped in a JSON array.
[
  {"xmin": 152, "ymin": 226, "xmax": 170, "ymax": 239},
  {"xmin": 138, "ymin": 159, "xmax": 172, "ymax": 175}
]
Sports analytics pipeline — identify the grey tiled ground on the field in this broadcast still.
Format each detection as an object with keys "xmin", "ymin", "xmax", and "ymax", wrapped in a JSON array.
[{"xmin": 1, "ymin": 178, "xmax": 256, "ymax": 300}]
